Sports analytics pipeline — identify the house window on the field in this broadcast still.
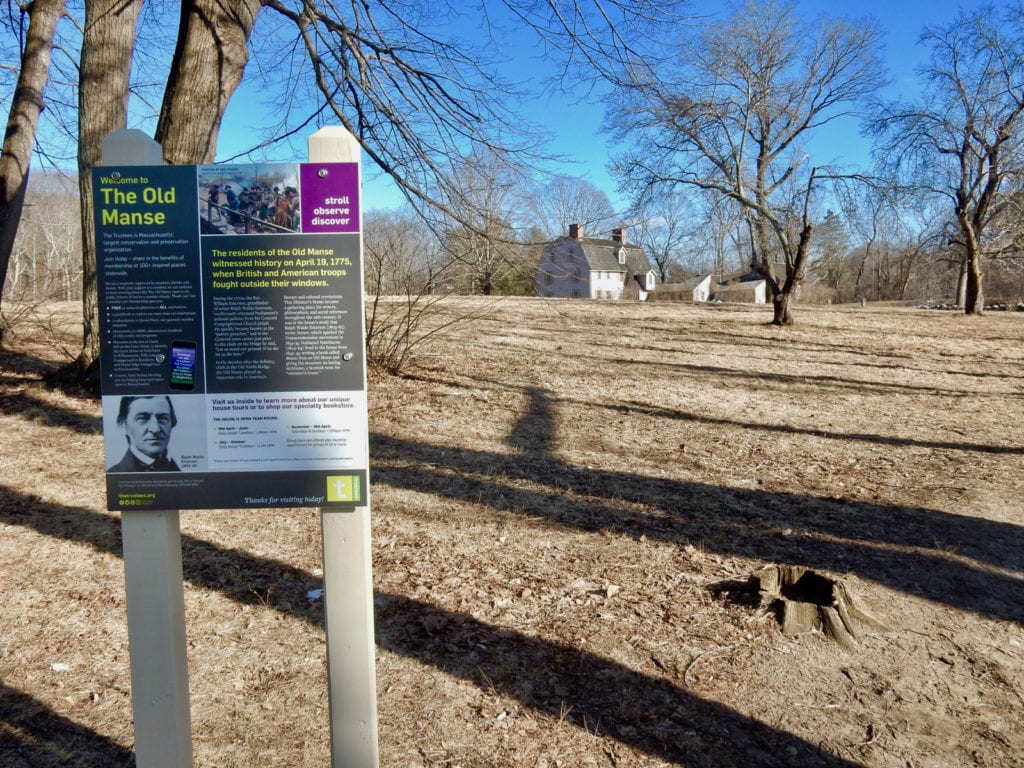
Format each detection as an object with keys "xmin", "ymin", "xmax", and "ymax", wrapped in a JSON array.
[
  {"xmin": 616, "ymin": 247, "xmax": 626, "ymax": 265},
  {"xmin": 544, "ymin": 273, "xmax": 553, "ymax": 285},
  {"xmin": 571, "ymin": 289, "xmax": 580, "ymax": 298}
]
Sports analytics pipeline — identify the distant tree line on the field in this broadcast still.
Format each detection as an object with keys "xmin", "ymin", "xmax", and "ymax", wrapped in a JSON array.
[
  {"xmin": 3, "ymin": 0, "xmax": 1024, "ymax": 372},
  {"xmin": 3, "ymin": 173, "xmax": 81, "ymax": 304},
  {"xmin": 8, "ymin": 155, "xmax": 1024, "ymax": 310}
]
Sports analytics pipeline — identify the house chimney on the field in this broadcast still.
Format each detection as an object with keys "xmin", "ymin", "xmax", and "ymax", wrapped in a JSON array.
[
  {"xmin": 612, "ymin": 226, "xmax": 626, "ymax": 243},
  {"xmin": 569, "ymin": 223, "xmax": 583, "ymax": 239}
]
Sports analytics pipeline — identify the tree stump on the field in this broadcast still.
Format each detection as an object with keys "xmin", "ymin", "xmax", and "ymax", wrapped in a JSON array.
[{"xmin": 748, "ymin": 565, "xmax": 889, "ymax": 651}]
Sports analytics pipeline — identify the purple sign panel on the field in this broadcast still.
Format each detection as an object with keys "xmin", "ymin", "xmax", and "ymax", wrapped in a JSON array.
[{"xmin": 301, "ymin": 163, "xmax": 360, "ymax": 233}]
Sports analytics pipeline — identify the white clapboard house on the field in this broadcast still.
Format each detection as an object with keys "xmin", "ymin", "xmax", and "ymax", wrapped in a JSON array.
[{"xmin": 536, "ymin": 224, "xmax": 658, "ymax": 300}]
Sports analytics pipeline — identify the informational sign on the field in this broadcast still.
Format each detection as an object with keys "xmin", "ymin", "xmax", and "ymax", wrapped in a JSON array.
[{"xmin": 95, "ymin": 162, "xmax": 368, "ymax": 510}]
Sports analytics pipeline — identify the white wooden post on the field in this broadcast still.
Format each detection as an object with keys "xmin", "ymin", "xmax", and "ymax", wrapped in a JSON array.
[
  {"xmin": 308, "ymin": 127, "xmax": 380, "ymax": 768},
  {"xmin": 102, "ymin": 129, "xmax": 193, "ymax": 768},
  {"xmin": 120, "ymin": 510, "xmax": 192, "ymax": 767}
]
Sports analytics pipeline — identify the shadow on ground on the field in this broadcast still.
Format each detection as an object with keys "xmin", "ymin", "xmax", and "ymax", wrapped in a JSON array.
[{"xmin": 1, "ymin": 486, "xmax": 865, "ymax": 767}]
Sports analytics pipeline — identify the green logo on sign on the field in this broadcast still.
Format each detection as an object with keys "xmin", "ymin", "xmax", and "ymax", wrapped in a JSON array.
[{"xmin": 327, "ymin": 475, "xmax": 361, "ymax": 503}]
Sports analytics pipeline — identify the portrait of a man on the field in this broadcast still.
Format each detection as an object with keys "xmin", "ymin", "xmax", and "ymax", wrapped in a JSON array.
[{"xmin": 107, "ymin": 395, "xmax": 181, "ymax": 472}]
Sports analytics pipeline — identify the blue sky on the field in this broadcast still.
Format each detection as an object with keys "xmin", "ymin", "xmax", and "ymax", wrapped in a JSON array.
[
  {"xmin": 220, "ymin": 0, "xmax": 974, "ymax": 213},
  {"xmin": 547, "ymin": 0, "xmax": 977, "ymax": 206}
]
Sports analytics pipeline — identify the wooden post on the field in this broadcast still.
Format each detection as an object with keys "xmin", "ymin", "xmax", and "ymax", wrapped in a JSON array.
[
  {"xmin": 120, "ymin": 509, "xmax": 192, "ymax": 767},
  {"xmin": 308, "ymin": 127, "xmax": 380, "ymax": 768},
  {"xmin": 103, "ymin": 129, "xmax": 193, "ymax": 768}
]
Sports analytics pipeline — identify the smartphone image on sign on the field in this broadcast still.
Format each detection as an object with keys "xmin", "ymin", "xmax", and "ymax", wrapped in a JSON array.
[{"xmin": 169, "ymin": 340, "xmax": 198, "ymax": 390}]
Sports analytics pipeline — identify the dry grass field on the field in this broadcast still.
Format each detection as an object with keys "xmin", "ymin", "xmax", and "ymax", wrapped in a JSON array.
[{"xmin": 1, "ymin": 298, "xmax": 1022, "ymax": 768}]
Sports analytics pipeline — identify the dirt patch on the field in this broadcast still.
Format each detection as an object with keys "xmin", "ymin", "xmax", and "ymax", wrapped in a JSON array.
[{"xmin": 1, "ymin": 298, "xmax": 1022, "ymax": 767}]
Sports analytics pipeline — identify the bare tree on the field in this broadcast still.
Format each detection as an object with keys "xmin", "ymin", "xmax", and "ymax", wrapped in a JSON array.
[
  {"xmin": 0, "ymin": 0, "xmax": 66, "ymax": 338},
  {"xmin": 869, "ymin": 5, "xmax": 1024, "ymax": 314},
  {"xmin": 806, "ymin": 209, "xmax": 850, "ymax": 301},
  {"xmin": 610, "ymin": 0, "xmax": 886, "ymax": 324},
  {"xmin": 835, "ymin": 183, "xmax": 948, "ymax": 303},
  {"xmin": 527, "ymin": 176, "xmax": 617, "ymax": 240},
  {"xmin": 72, "ymin": 0, "xmax": 254, "ymax": 373},
  {"xmin": 5, "ymin": 172, "xmax": 81, "ymax": 304},
  {"xmin": 629, "ymin": 191, "xmax": 694, "ymax": 283},
  {"xmin": 695, "ymin": 194, "xmax": 747, "ymax": 279},
  {"xmin": 362, "ymin": 209, "xmax": 457, "ymax": 372},
  {"xmin": 439, "ymin": 147, "xmax": 528, "ymax": 296},
  {"xmin": 364, "ymin": 209, "xmax": 445, "ymax": 296},
  {"xmin": 835, "ymin": 182, "xmax": 891, "ymax": 302}
]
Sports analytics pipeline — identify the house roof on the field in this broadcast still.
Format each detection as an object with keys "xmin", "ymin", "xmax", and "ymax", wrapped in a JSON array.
[
  {"xmin": 718, "ymin": 269, "xmax": 765, "ymax": 285},
  {"xmin": 544, "ymin": 225, "xmax": 656, "ymax": 291},
  {"xmin": 663, "ymin": 275, "xmax": 711, "ymax": 291},
  {"xmin": 566, "ymin": 238, "xmax": 652, "ymax": 275},
  {"xmin": 719, "ymin": 264, "xmax": 790, "ymax": 284}
]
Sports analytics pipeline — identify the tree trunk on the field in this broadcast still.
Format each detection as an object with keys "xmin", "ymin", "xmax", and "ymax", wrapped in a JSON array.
[
  {"xmin": 154, "ymin": 0, "xmax": 262, "ymax": 164},
  {"xmin": 771, "ymin": 289, "xmax": 795, "ymax": 326},
  {"xmin": 954, "ymin": 259, "xmax": 967, "ymax": 308},
  {"xmin": 74, "ymin": 0, "xmax": 257, "ymax": 377},
  {"xmin": 956, "ymin": 207, "xmax": 986, "ymax": 315},
  {"xmin": 853, "ymin": 242, "xmax": 871, "ymax": 302},
  {"xmin": 76, "ymin": 0, "xmax": 144, "ymax": 376},
  {"xmin": 769, "ymin": 222, "xmax": 811, "ymax": 327},
  {"xmin": 964, "ymin": 250, "xmax": 984, "ymax": 315},
  {"xmin": 0, "ymin": 0, "xmax": 66, "ymax": 330}
]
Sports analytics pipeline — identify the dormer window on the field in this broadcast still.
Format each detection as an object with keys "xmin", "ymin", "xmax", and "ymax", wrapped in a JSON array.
[{"xmin": 616, "ymin": 246, "xmax": 626, "ymax": 265}]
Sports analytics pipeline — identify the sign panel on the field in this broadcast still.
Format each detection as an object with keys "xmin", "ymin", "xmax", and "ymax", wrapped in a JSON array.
[{"xmin": 95, "ymin": 162, "xmax": 368, "ymax": 510}]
